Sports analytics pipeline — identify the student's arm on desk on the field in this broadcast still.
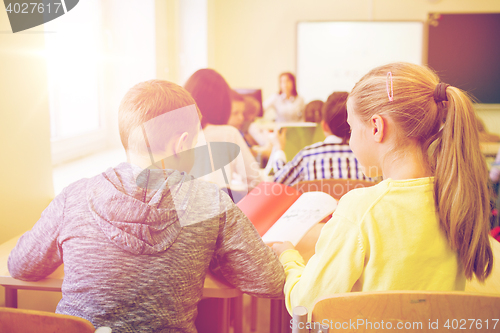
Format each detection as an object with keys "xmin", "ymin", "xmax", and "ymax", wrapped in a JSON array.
[
  {"xmin": 279, "ymin": 214, "xmax": 364, "ymax": 315},
  {"xmin": 210, "ymin": 191, "xmax": 285, "ymax": 298},
  {"xmin": 7, "ymin": 191, "xmax": 64, "ymax": 281}
]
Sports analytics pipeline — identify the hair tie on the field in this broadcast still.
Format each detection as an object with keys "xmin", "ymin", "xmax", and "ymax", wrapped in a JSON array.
[
  {"xmin": 434, "ymin": 83, "xmax": 450, "ymax": 103},
  {"xmin": 386, "ymin": 72, "xmax": 393, "ymax": 102}
]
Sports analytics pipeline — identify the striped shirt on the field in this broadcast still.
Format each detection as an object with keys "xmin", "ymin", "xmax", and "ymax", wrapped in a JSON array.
[{"xmin": 273, "ymin": 135, "xmax": 371, "ymax": 186}]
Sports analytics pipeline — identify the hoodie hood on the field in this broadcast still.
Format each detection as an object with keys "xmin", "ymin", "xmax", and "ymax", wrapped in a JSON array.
[{"xmin": 87, "ymin": 162, "xmax": 195, "ymax": 255}]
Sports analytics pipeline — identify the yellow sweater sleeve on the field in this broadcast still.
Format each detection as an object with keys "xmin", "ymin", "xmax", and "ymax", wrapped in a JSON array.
[
  {"xmin": 279, "ymin": 249, "xmax": 305, "ymax": 313},
  {"xmin": 279, "ymin": 215, "xmax": 365, "ymax": 315}
]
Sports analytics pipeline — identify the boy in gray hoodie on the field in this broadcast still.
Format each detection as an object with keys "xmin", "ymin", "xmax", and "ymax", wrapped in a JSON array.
[{"xmin": 8, "ymin": 80, "xmax": 285, "ymax": 332}]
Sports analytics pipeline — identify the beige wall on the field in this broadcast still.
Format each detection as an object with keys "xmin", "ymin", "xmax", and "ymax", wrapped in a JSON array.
[
  {"xmin": 0, "ymin": 7, "xmax": 56, "ymax": 309},
  {"xmin": 209, "ymin": 0, "xmax": 500, "ymax": 133},
  {"xmin": 0, "ymin": 8, "xmax": 54, "ymax": 246}
]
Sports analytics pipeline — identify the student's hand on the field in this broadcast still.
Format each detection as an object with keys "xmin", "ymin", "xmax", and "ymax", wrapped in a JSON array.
[{"xmin": 271, "ymin": 241, "xmax": 295, "ymax": 258}]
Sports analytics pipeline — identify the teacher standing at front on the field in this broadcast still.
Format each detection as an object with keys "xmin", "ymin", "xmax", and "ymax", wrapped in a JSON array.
[{"xmin": 264, "ymin": 72, "xmax": 305, "ymax": 123}]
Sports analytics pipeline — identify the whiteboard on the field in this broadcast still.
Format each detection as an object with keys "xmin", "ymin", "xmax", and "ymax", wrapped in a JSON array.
[{"xmin": 297, "ymin": 21, "xmax": 424, "ymax": 103}]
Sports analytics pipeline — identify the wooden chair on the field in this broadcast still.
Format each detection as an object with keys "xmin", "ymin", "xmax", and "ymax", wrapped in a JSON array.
[
  {"xmin": 293, "ymin": 179, "xmax": 375, "ymax": 200},
  {"xmin": 0, "ymin": 307, "xmax": 111, "ymax": 333},
  {"xmin": 292, "ymin": 291, "xmax": 500, "ymax": 332}
]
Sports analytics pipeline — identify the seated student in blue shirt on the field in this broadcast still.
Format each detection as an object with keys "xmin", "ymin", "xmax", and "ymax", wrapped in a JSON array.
[{"xmin": 273, "ymin": 91, "xmax": 373, "ymax": 186}]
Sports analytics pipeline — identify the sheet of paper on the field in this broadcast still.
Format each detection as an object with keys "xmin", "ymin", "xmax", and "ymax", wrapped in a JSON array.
[
  {"xmin": 262, "ymin": 191, "xmax": 337, "ymax": 246},
  {"xmin": 237, "ymin": 182, "xmax": 302, "ymax": 236}
]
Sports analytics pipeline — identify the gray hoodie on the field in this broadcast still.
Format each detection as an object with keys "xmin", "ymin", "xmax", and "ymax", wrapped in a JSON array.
[{"xmin": 8, "ymin": 162, "xmax": 285, "ymax": 332}]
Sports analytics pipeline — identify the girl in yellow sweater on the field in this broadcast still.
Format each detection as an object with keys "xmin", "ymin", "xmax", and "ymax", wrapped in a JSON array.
[{"xmin": 273, "ymin": 62, "xmax": 493, "ymax": 314}]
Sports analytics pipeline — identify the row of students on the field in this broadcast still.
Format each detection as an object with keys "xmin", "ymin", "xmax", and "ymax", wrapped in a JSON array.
[
  {"xmin": 185, "ymin": 69, "xmax": 263, "ymax": 191},
  {"xmin": 8, "ymin": 62, "xmax": 493, "ymax": 330},
  {"xmin": 273, "ymin": 91, "xmax": 372, "ymax": 186},
  {"xmin": 227, "ymin": 85, "xmax": 369, "ymax": 186}
]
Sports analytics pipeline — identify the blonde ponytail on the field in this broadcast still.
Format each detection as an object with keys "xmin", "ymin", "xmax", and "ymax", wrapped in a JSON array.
[
  {"xmin": 350, "ymin": 62, "xmax": 493, "ymax": 281},
  {"xmin": 430, "ymin": 87, "xmax": 493, "ymax": 281}
]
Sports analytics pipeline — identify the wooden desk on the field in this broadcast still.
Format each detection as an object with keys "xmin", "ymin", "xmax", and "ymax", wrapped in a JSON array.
[
  {"xmin": 0, "ymin": 235, "xmax": 242, "ymax": 333},
  {"xmin": 0, "ymin": 236, "xmax": 59, "ymax": 307}
]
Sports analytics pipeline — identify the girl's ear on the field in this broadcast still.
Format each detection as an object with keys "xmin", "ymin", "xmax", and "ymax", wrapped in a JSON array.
[
  {"xmin": 370, "ymin": 114, "xmax": 385, "ymax": 143},
  {"xmin": 174, "ymin": 132, "xmax": 189, "ymax": 156}
]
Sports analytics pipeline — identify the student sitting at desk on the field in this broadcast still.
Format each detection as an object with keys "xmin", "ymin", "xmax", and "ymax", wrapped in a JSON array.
[
  {"xmin": 244, "ymin": 95, "xmax": 270, "ymax": 149},
  {"xmin": 228, "ymin": 90, "xmax": 267, "ymax": 154},
  {"xmin": 304, "ymin": 100, "xmax": 323, "ymax": 123},
  {"xmin": 227, "ymin": 90, "xmax": 245, "ymax": 135},
  {"xmin": 273, "ymin": 91, "xmax": 371, "ymax": 186},
  {"xmin": 236, "ymin": 94, "xmax": 274, "ymax": 166},
  {"xmin": 185, "ymin": 69, "xmax": 262, "ymax": 191},
  {"xmin": 8, "ymin": 80, "xmax": 285, "ymax": 332},
  {"xmin": 272, "ymin": 62, "xmax": 493, "ymax": 315}
]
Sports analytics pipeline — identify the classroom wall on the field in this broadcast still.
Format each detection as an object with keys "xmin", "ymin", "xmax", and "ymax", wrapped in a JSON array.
[
  {"xmin": 102, "ymin": 0, "xmax": 157, "ymax": 149},
  {"xmin": 0, "ymin": 7, "xmax": 57, "ymax": 308},
  {"xmin": 209, "ymin": 0, "xmax": 500, "ymax": 133},
  {"xmin": 0, "ymin": 0, "xmax": 159, "ymax": 311},
  {"xmin": 0, "ymin": 7, "xmax": 54, "ymax": 251},
  {"xmin": 156, "ymin": 0, "xmax": 210, "ymax": 87}
]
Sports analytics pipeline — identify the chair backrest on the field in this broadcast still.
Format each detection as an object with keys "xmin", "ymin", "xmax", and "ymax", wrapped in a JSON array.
[
  {"xmin": 0, "ymin": 307, "xmax": 102, "ymax": 333},
  {"xmin": 310, "ymin": 291, "xmax": 500, "ymax": 332},
  {"xmin": 293, "ymin": 179, "xmax": 375, "ymax": 200}
]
